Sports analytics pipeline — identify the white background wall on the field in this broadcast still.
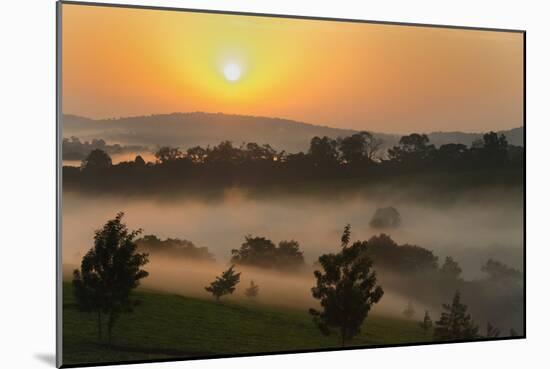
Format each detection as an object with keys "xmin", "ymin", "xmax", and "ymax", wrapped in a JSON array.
[{"xmin": 0, "ymin": 0, "xmax": 547, "ymax": 368}]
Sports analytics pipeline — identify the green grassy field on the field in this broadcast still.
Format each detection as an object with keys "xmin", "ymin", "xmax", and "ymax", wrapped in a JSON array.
[{"xmin": 62, "ymin": 282, "xmax": 432, "ymax": 366}]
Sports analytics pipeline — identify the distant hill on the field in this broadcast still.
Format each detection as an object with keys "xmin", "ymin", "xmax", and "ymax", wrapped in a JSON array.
[
  {"xmin": 427, "ymin": 128, "xmax": 524, "ymax": 148},
  {"xmin": 62, "ymin": 112, "xmax": 523, "ymax": 153}
]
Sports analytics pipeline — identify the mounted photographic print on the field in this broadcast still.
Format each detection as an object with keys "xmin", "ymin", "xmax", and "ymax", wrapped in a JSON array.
[{"xmin": 56, "ymin": 1, "xmax": 525, "ymax": 367}]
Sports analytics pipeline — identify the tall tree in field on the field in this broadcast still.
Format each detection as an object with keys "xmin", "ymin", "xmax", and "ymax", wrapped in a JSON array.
[
  {"xmin": 245, "ymin": 280, "xmax": 259, "ymax": 299},
  {"xmin": 72, "ymin": 212, "xmax": 149, "ymax": 344},
  {"xmin": 434, "ymin": 291, "xmax": 479, "ymax": 341},
  {"xmin": 310, "ymin": 224, "xmax": 384, "ymax": 346},
  {"xmin": 205, "ymin": 265, "xmax": 241, "ymax": 301}
]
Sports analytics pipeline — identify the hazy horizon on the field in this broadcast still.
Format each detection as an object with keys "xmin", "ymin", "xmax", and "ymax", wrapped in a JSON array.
[{"xmin": 61, "ymin": 111, "xmax": 523, "ymax": 137}]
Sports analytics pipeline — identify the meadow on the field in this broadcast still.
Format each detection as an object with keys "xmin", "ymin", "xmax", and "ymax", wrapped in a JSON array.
[{"xmin": 62, "ymin": 283, "xmax": 431, "ymax": 366}]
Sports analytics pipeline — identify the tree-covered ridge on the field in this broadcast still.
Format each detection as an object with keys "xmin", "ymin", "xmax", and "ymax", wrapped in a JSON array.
[
  {"xmin": 63, "ymin": 130, "xmax": 524, "ymax": 193},
  {"xmin": 62, "ymin": 113, "xmax": 524, "ymax": 155}
]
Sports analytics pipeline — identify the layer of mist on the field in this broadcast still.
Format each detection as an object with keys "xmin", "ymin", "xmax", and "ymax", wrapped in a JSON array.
[
  {"xmin": 62, "ymin": 186, "xmax": 523, "ymax": 330},
  {"xmin": 62, "ymin": 187, "xmax": 523, "ymax": 278}
]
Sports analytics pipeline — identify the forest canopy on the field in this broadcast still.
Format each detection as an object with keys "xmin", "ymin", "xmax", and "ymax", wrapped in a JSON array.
[{"xmin": 63, "ymin": 130, "xmax": 524, "ymax": 194}]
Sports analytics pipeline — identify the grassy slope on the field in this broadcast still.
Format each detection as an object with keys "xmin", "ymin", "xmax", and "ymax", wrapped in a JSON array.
[{"xmin": 63, "ymin": 283, "xmax": 431, "ymax": 366}]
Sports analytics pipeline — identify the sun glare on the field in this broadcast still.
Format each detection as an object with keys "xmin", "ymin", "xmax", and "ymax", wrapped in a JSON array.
[{"xmin": 223, "ymin": 63, "xmax": 242, "ymax": 82}]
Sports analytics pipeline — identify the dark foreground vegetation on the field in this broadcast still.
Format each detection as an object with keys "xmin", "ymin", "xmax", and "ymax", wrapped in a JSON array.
[{"xmin": 63, "ymin": 131, "xmax": 524, "ymax": 194}]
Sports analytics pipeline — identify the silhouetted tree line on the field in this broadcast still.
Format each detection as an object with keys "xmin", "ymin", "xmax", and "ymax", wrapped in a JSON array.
[
  {"xmin": 62, "ymin": 136, "xmax": 147, "ymax": 161},
  {"xmin": 63, "ymin": 131, "xmax": 523, "ymax": 193}
]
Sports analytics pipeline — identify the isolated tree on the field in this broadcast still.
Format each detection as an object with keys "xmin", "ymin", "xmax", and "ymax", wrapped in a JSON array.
[
  {"xmin": 310, "ymin": 224, "xmax": 384, "ymax": 346},
  {"xmin": 245, "ymin": 280, "xmax": 260, "ymax": 299},
  {"xmin": 403, "ymin": 301, "xmax": 415, "ymax": 319},
  {"xmin": 231, "ymin": 236, "xmax": 305, "ymax": 271},
  {"xmin": 72, "ymin": 212, "xmax": 149, "ymax": 344},
  {"xmin": 81, "ymin": 149, "xmax": 112, "ymax": 170},
  {"xmin": 205, "ymin": 265, "xmax": 241, "ymax": 301},
  {"xmin": 440, "ymin": 256, "xmax": 462, "ymax": 281},
  {"xmin": 154, "ymin": 146, "xmax": 183, "ymax": 164},
  {"xmin": 434, "ymin": 291, "xmax": 479, "ymax": 341},
  {"xmin": 134, "ymin": 155, "xmax": 146, "ymax": 166},
  {"xmin": 419, "ymin": 310, "xmax": 433, "ymax": 333},
  {"xmin": 369, "ymin": 207, "xmax": 401, "ymax": 229},
  {"xmin": 486, "ymin": 322, "xmax": 501, "ymax": 338}
]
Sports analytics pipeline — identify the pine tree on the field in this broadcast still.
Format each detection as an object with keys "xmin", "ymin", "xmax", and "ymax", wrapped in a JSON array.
[
  {"xmin": 245, "ymin": 280, "xmax": 259, "ymax": 299},
  {"xmin": 434, "ymin": 291, "xmax": 479, "ymax": 341},
  {"xmin": 205, "ymin": 265, "xmax": 241, "ymax": 301}
]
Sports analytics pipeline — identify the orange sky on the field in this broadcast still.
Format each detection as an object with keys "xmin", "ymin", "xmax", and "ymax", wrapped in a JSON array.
[{"xmin": 61, "ymin": 3, "xmax": 524, "ymax": 133}]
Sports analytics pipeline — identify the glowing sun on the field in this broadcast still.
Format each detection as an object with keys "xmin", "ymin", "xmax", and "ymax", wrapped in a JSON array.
[{"xmin": 223, "ymin": 63, "xmax": 242, "ymax": 82}]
